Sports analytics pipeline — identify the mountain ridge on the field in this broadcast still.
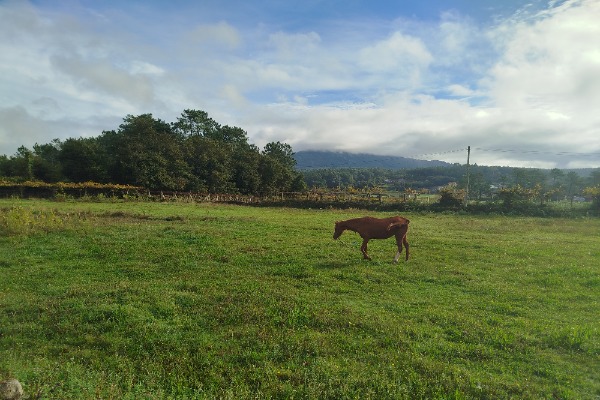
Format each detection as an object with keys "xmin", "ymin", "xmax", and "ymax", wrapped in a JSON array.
[{"xmin": 294, "ymin": 150, "xmax": 452, "ymax": 170}]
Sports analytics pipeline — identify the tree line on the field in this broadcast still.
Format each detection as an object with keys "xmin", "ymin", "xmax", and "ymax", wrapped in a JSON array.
[
  {"xmin": 0, "ymin": 110, "xmax": 306, "ymax": 195},
  {"xmin": 301, "ymin": 164, "xmax": 600, "ymax": 203}
]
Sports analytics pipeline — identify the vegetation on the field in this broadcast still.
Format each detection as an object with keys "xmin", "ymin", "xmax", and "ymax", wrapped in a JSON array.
[
  {"xmin": 1, "ymin": 199, "xmax": 598, "ymax": 399},
  {"xmin": 0, "ymin": 181, "xmax": 141, "ymax": 200},
  {"xmin": 0, "ymin": 110, "xmax": 305, "ymax": 195},
  {"xmin": 298, "ymin": 165, "xmax": 600, "ymax": 217},
  {"xmin": 301, "ymin": 165, "xmax": 599, "ymax": 201},
  {"xmin": 583, "ymin": 184, "xmax": 600, "ymax": 209}
]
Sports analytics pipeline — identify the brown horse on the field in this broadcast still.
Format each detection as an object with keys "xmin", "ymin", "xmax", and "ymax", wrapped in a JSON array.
[{"xmin": 333, "ymin": 216, "xmax": 410, "ymax": 262}]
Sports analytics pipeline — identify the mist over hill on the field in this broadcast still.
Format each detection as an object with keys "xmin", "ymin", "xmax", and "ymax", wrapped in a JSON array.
[{"xmin": 294, "ymin": 150, "xmax": 452, "ymax": 170}]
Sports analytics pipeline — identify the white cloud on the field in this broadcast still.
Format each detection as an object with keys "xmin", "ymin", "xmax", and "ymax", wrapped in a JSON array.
[
  {"xmin": 487, "ymin": 0, "xmax": 600, "ymax": 113},
  {"xmin": 50, "ymin": 54, "xmax": 157, "ymax": 105},
  {"xmin": 447, "ymin": 84, "xmax": 477, "ymax": 97},
  {"xmin": 268, "ymin": 31, "xmax": 322, "ymax": 60},
  {"xmin": 187, "ymin": 21, "xmax": 241, "ymax": 50},
  {"xmin": 128, "ymin": 61, "xmax": 165, "ymax": 76},
  {"xmin": 358, "ymin": 31, "xmax": 433, "ymax": 86}
]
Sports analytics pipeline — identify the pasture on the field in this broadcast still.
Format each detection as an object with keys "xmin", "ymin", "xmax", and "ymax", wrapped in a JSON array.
[{"xmin": 1, "ymin": 199, "xmax": 598, "ymax": 399}]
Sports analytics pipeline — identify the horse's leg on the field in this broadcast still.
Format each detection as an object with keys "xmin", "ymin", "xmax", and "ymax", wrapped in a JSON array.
[
  {"xmin": 394, "ymin": 231, "xmax": 410, "ymax": 262},
  {"xmin": 360, "ymin": 239, "xmax": 371, "ymax": 260},
  {"xmin": 394, "ymin": 233, "xmax": 404, "ymax": 263}
]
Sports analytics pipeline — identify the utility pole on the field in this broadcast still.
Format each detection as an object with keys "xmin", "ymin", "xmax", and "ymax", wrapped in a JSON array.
[{"xmin": 464, "ymin": 146, "xmax": 471, "ymax": 206}]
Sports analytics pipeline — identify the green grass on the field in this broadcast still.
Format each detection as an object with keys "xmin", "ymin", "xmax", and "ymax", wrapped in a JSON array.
[{"xmin": 1, "ymin": 199, "xmax": 599, "ymax": 399}]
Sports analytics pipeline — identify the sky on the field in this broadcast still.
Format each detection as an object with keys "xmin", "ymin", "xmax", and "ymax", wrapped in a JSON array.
[{"xmin": 1, "ymin": 0, "xmax": 599, "ymax": 169}]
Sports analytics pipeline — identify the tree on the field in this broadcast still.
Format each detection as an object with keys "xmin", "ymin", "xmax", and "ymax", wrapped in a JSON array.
[
  {"xmin": 216, "ymin": 125, "xmax": 250, "ymax": 146},
  {"xmin": 513, "ymin": 168, "xmax": 547, "ymax": 189},
  {"xmin": 231, "ymin": 145, "xmax": 261, "ymax": 194},
  {"xmin": 10, "ymin": 146, "xmax": 34, "ymax": 181},
  {"xmin": 260, "ymin": 142, "xmax": 305, "ymax": 194},
  {"xmin": 564, "ymin": 171, "xmax": 582, "ymax": 204},
  {"xmin": 497, "ymin": 185, "xmax": 537, "ymax": 208},
  {"xmin": 465, "ymin": 171, "xmax": 488, "ymax": 200},
  {"xmin": 548, "ymin": 168, "xmax": 565, "ymax": 201},
  {"xmin": 96, "ymin": 130, "xmax": 122, "ymax": 183},
  {"xmin": 183, "ymin": 136, "xmax": 234, "ymax": 193},
  {"xmin": 0, "ymin": 155, "xmax": 9, "ymax": 178},
  {"xmin": 59, "ymin": 138, "xmax": 109, "ymax": 183},
  {"xmin": 583, "ymin": 185, "xmax": 600, "ymax": 209},
  {"xmin": 33, "ymin": 140, "xmax": 63, "ymax": 182},
  {"xmin": 172, "ymin": 109, "xmax": 220, "ymax": 138},
  {"xmin": 550, "ymin": 168, "xmax": 564, "ymax": 184},
  {"xmin": 588, "ymin": 169, "xmax": 600, "ymax": 187},
  {"xmin": 258, "ymin": 156, "xmax": 288, "ymax": 195},
  {"xmin": 115, "ymin": 114, "xmax": 189, "ymax": 190},
  {"xmin": 262, "ymin": 141, "xmax": 296, "ymax": 169}
]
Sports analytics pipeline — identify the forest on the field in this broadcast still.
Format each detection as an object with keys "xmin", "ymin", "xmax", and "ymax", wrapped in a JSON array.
[{"xmin": 0, "ymin": 110, "xmax": 306, "ymax": 195}]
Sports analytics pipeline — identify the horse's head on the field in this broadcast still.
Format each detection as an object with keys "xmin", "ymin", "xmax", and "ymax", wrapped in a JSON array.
[{"xmin": 333, "ymin": 221, "xmax": 344, "ymax": 240}]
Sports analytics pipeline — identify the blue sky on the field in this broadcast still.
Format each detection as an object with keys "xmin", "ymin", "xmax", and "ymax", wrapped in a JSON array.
[{"xmin": 1, "ymin": 0, "xmax": 599, "ymax": 168}]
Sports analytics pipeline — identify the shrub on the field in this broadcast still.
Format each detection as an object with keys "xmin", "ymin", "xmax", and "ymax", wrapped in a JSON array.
[
  {"xmin": 436, "ymin": 187, "xmax": 464, "ymax": 208},
  {"xmin": 583, "ymin": 185, "xmax": 600, "ymax": 209}
]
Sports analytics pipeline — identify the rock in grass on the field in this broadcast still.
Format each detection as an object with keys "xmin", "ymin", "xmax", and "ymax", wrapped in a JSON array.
[{"xmin": 0, "ymin": 379, "xmax": 23, "ymax": 400}]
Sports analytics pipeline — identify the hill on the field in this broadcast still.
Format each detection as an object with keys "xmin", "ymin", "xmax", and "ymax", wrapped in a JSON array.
[{"xmin": 294, "ymin": 150, "xmax": 452, "ymax": 170}]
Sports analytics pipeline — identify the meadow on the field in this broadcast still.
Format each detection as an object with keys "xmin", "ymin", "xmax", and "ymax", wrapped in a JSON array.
[{"xmin": 0, "ymin": 199, "xmax": 598, "ymax": 399}]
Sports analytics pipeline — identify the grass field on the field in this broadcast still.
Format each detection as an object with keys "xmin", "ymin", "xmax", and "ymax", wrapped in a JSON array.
[{"xmin": 1, "ymin": 199, "xmax": 599, "ymax": 399}]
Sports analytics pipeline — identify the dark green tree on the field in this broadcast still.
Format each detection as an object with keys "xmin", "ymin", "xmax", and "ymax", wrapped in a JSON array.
[
  {"xmin": 260, "ymin": 142, "xmax": 305, "ymax": 194},
  {"xmin": 59, "ymin": 138, "xmax": 109, "ymax": 183},
  {"xmin": 115, "ymin": 114, "xmax": 189, "ymax": 190},
  {"xmin": 258, "ymin": 155, "xmax": 288, "ymax": 195},
  {"xmin": 0, "ymin": 155, "xmax": 9, "ymax": 178},
  {"xmin": 216, "ymin": 125, "xmax": 250, "ymax": 146},
  {"xmin": 231, "ymin": 144, "xmax": 262, "ymax": 194},
  {"xmin": 10, "ymin": 146, "xmax": 34, "ymax": 181},
  {"xmin": 183, "ymin": 136, "xmax": 233, "ymax": 193},
  {"xmin": 32, "ymin": 140, "xmax": 63, "ymax": 182},
  {"xmin": 262, "ymin": 141, "xmax": 296, "ymax": 169},
  {"xmin": 172, "ymin": 109, "xmax": 220, "ymax": 138}
]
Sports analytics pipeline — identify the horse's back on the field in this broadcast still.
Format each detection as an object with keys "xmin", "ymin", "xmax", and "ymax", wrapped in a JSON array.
[{"xmin": 389, "ymin": 216, "xmax": 409, "ymax": 226}]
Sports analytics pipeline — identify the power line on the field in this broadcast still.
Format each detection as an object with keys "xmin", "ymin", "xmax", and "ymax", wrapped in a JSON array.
[
  {"xmin": 473, "ymin": 147, "xmax": 600, "ymax": 157},
  {"xmin": 413, "ymin": 147, "xmax": 599, "ymax": 159}
]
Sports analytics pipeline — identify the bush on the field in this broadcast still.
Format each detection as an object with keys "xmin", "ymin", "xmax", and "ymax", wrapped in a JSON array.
[
  {"xmin": 436, "ymin": 187, "xmax": 464, "ymax": 208},
  {"xmin": 583, "ymin": 185, "xmax": 600, "ymax": 209}
]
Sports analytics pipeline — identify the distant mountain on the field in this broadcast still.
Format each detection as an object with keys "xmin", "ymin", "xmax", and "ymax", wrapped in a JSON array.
[{"xmin": 294, "ymin": 150, "xmax": 452, "ymax": 170}]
